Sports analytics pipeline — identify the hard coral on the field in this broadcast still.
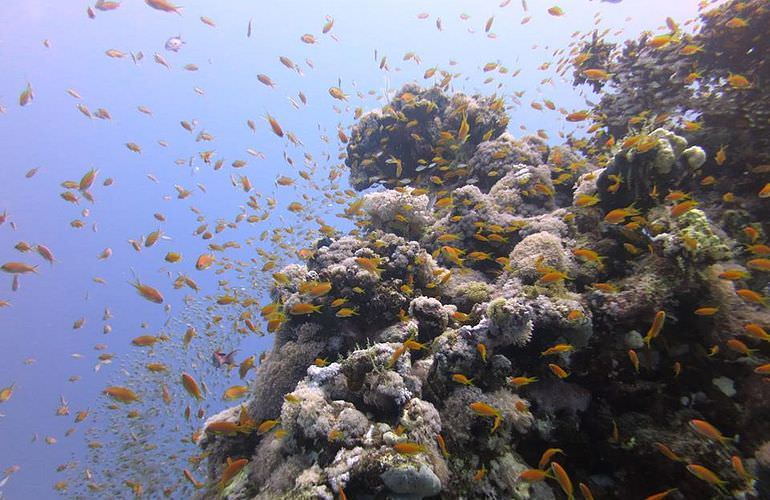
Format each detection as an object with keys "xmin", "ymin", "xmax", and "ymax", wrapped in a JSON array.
[
  {"xmin": 362, "ymin": 188, "xmax": 432, "ymax": 239},
  {"xmin": 347, "ymin": 84, "xmax": 508, "ymax": 192},
  {"xmin": 203, "ymin": 68, "xmax": 770, "ymax": 498},
  {"xmin": 485, "ymin": 298, "xmax": 534, "ymax": 348}
]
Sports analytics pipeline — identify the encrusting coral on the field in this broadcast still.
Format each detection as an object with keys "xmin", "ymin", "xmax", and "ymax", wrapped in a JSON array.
[{"xmin": 197, "ymin": 4, "xmax": 770, "ymax": 497}]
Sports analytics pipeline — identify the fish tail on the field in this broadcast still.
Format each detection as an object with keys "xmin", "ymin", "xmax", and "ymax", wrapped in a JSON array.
[
  {"xmin": 715, "ymin": 481, "xmax": 729, "ymax": 495},
  {"xmin": 491, "ymin": 416, "xmax": 502, "ymax": 433}
]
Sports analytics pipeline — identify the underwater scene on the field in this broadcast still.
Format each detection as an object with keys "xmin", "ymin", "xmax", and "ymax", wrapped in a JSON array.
[{"xmin": 1, "ymin": 0, "xmax": 770, "ymax": 498}]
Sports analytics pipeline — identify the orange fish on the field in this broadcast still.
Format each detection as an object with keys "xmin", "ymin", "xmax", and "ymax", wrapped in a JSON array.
[
  {"xmin": 725, "ymin": 17, "xmax": 748, "ymax": 28},
  {"xmin": 145, "ymin": 0, "xmax": 181, "ymax": 14},
  {"xmin": 743, "ymin": 323, "xmax": 770, "ymax": 342},
  {"xmin": 218, "ymin": 457, "xmax": 248, "ymax": 489},
  {"xmin": 308, "ymin": 282, "xmax": 332, "ymax": 297},
  {"xmin": 436, "ymin": 433, "xmax": 449, "ymax": 458},
  {"xmin": 206, "ymin": 421, "xmax": 243, "ymax": 435},
  {"xmin": 183, "ymin": 469, "xmax": 204, "ymax": 489},
  {"xmin": 746, "ymin": 244, "xmax": 770, "ymax": 255},
  {"xmin": 328, "ymin": 87, "xmax": 348, "ymax": 101},
  {"xmin": 257, "ymin": 419, "xmax": 279, "ymax": 434},
  {"xmin": 664, "ymin": 190, "xmax": 689, "ymax": 202},
  {"xmin": 0, "ymin": 383, "xmax": 16, "ymax": 403},
  {"xmin": 508, "ymin": 376, "xmax": 538, "ymax": 387},
  {"xmin": 628, "ymin": 349, "xmax": 640, "ymax": 372},
  {"xmin": 644, "ymin": 311, "xmax": 666, "ymax": 346},
  {"xmin": 19, "ymin": 82, "xmax": 34, "ymax": 106},
  {"xmin": 469, "ymin": 401, "xmax": 501, "ymax": 418},
  {"xmin": 322, "ymin": 16, "xmax": 334, "ymax": 33},
  {"xmin": 335, "ymin": 307, "xmax": 359, "ymax": 318},
  {"xmin": 741, "ymin": 226, "xmax": 759, "ymax": 243},
  {"xmin": 538, "ymin": 448, "xmax": 565, "ymax": 470},
  {"xmin": 265, "ymin": 113, "xmax": 284, "ymax": 137},
  {"xmin": 132, "ymin": 335, "xmax": 159, "ymax": 347},
  {"xmin": 518, "ymin": 469, "xmax": 553, "ymax": 482},
  {"xmin": 223, "ymin": 385, "xmax": 249, "ymax": 401},
  {"xmin": 1, "ymin": 262, "xmax": 37, "ymax": 274},
  {"xmin": 451, "ymin": 374, "xmax": 474, "ymax": 386},
  {"xmin": 355, "ymin": 256, "xmax": 383, "ymax": 277},
  {"xmin": 670, "ymin": 200, "xmax": 698, "ymax": 217},
  {"xmin": 736, "ymin": 288, "xmax": 767, "ymax": 306},
  {"xmin": 579, "ymin": 482, "xmax": 595, "ymax": 500},
  {"xmin": 726, "ymin": 339, "xmax": 756, "ymax": 356},
  {"xmin": 715, "ymin": 145, "xmax": 727, "ymax": 166},
  {"xmin": 731, "ymin": 455, "xmax": 755, "ymax": 482},
  {"xmin": 653, "ymin": 442, "xmax": 682, "ymax": 462},
  {"xmin": 583, "ymin": 68, "xmax": 610, "ymax": 81},
  {"xmin": 103, "ymin": 386, "xmax": 139, "ymax": 403},
  {"xmin": 550, "ymin": 462, "xmax": 573, "ymax": 499},
  {"xmin": 129, "ymin": 279, "xmax": 164, "ymax": 304},
  {"xmin": 541, "ymin": 344, "xmax": 574, "ymax": 356},
  {"xmin": 393, "ymin": 441, "xmax": 426, "ymax": 455},
  {"xmin": 567, "ymin": 309, "xmax": 585, "ymax": 321},
  {"xmin": 689, "ymin": 419, "xmax": 731, "ymax": 445},
  {"xmin": 469, "ymin": 401, "xmax": 502, "ymax": 432},
  {"xmin": 79, "ymin": 168, "xmax": 98, "ymax": 191},
  {"xmin": 548, "ymin": 363, "xmax": 570, "ymax": 379},
  {"xmin": 387, "ymin": 345, "xmax": 406, "ymax": 368},
  {"xmin": 572, "ymin": 248, "xmax": 603, "ymax": 266},
  {"xmin": 644, "ymin": 488, "xmax": 678, "ymax": 500},
  {"xmin": 718, "ymin": 269, "xmax": 750, "ymax": 280},
  {"xmin": 538, "ymin": 270, "xmax": 569, "ymax": 284},
  {"xmin": 566, "ymin": 110, "xmax": 589, "ymax": 122},
  {"xmin": 196, "ymin": 253, "xmax": 215, "ymax": 270},
  {"xmin": 686, "ymin": 464, "xmax": 728, "ymax": 493},
  {"xmin": 726, "ymin": 73, "xmax": 751, "ymax": 89},
  {"xmin": 604, "ymin": 205, "xmax": 639, "ymax": 224},
  {"xmin": 477, "ymin": 343, "xmax": 487, "ymax": 362},
  {"xmin": 574, "ymin": 194, "xmax": 600, "ymax": 207},
  {"xmin": 257, "ymin": 74, "xmax": 276, "ymax": 88},
  {"xmin": 289, "ymin": 302, "xmax": 322, "ymax": 315},
  {"xmin": 547, "ymin": 6, "xmax": 565, "ymax": 16},
  {"xmin": 146, "ymin": 362, "xmax": 167, "ymax": 372},
  {"xmin": 181, "ymin": 373, "xmax": 203, "ymax": 400}
]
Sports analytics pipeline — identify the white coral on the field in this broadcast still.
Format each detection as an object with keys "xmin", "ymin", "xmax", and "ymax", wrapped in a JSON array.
[
  {"xmin": 306, "ymin": 363, "xmax": 342, "ymax": 387},
  {"xmin": 363, "ymin": 188, "xmax": 432, "ymax": 233}
]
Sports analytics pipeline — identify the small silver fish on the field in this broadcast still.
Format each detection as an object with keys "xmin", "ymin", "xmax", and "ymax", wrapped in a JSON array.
[{"xmin": 164, "ymin": 35, "xmax": 184, "ymax": 52}]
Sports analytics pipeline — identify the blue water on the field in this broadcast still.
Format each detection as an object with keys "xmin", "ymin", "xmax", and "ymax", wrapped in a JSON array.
[{"xmin": 0, "ymin": 0, "xmax": 714, "ymax": 497}]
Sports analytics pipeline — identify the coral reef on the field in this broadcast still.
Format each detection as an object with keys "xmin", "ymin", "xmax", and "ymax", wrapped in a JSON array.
[
  {"xmin": 572, "ymin": 0, "xmax": 770, "ymax": 219},
  {"xmin": 197, "ymin": 7, "xmax": 770, "ymax": 495}
]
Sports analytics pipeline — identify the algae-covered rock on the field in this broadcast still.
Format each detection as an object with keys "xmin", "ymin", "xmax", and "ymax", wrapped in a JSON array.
[
  {"xmin": 408, "ymin": 296, "xmax": 449, "ymax": 341},
  {"xmin": 654, "ymin": 208, "xmax": 732, "ymax": 267},
  {"xmin": 485, "ymin": 298, "xmax": 534, "ymax": 348},
  {"xmin": 380, "ymin": 464, "xmax": 441, "ymax": 499}
]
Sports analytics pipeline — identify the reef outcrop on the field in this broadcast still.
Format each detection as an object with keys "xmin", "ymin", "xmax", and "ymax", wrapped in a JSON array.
[{"xmin": 198, "ymin": 3, "xmax": 770, "ymax": 497}]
